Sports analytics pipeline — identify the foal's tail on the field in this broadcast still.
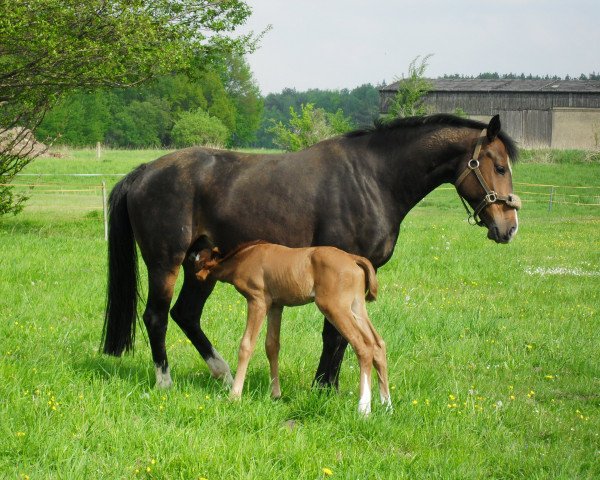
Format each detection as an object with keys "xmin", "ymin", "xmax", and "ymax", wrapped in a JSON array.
[
  {"xmin": 101, "ymin": 164, "xmax": 146, "ymax": 356},
  {"xmin": 352, "ymin": 255, "xmax": 378, "ymax": 302}
]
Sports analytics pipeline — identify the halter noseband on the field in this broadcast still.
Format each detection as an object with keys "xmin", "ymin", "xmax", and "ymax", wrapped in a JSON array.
[{"xmin": 454, "ymin": 128, "xmax": 522, "ymax": 227}]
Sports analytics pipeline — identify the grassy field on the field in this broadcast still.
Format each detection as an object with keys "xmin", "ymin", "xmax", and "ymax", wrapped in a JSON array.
[{"xmin": 1, "ymin": 149, "xmax": 599, "ymax": 479}]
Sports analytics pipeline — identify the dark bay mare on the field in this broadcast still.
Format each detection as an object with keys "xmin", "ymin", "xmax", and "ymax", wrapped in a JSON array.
[{"xmin": 102, "ymin": 114, "xmax": 520, "ymax": 389}]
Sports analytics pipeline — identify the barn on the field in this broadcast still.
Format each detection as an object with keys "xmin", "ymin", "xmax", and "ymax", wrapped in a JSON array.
[{"xmin": 379, "ymin": 79, "xmax": 600, "ymax": 149}]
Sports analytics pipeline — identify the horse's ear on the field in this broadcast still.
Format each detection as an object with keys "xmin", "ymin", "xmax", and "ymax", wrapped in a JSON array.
[{"xmin": 487, "ymin": 114, "xmax": 501, "ymax": 141}]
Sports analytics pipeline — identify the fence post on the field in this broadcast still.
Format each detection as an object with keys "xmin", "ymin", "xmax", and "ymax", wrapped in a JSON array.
[
  {"xmin": 548, "ymin": 186, "xmax": 555, "ymax": 212},
  {"xmin": 96, "ymin": 142, "xmax": 102, "ymax": 160},
  {"xmin": 102, "ymin": 181, "xmax": 108, "ymax": 241}
]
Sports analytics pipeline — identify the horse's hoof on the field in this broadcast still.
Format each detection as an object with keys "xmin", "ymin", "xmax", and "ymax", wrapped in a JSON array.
[{"xmin": 154, "ymin": 366, "xmax": 173, "ymax": 389}]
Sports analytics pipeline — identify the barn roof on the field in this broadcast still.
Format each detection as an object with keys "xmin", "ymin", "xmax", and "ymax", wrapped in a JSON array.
[{"xmin": 380, "ymin": 78, "xmax": 600, "ymax": 94}]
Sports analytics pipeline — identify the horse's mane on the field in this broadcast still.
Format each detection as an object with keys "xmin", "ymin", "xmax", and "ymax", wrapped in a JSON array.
[{"xmin": 346, "ymin": 114, "xmax": 519, "ymax": 162}]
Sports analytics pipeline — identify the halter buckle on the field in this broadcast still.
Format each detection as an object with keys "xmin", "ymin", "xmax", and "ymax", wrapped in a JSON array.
[{"xmin": 485, "ymin": 192, "xmax": 497, "ymax": 204}]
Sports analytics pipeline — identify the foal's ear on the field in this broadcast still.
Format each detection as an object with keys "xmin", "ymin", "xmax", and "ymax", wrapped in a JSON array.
[
  {"xmin": 196, "ymin": 268, "xmax": 211, "ymax": 282},
  {"xmin": 487, "ymin": 114, "xmax": 501, "ymax": 141}
]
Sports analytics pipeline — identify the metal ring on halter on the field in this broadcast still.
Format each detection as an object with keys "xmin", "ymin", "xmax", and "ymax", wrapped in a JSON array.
[
  {"xmin": 468, "ymin": 159, "xmax": 479, "ymax": 169},
  {"xmin": 485, "ymin": 192, "xmax": 497, "ymax": 203}
]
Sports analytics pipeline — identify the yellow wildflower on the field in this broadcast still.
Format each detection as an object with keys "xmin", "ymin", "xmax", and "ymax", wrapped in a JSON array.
[{"xmin": 322, "ymin": 467, "xmax": 333, "ymax": 476}]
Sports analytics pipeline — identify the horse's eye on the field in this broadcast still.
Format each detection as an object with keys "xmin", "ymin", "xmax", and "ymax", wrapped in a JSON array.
[{"xmin": 495, "ymin": 165, "xmax": 506, "ymax": 175}]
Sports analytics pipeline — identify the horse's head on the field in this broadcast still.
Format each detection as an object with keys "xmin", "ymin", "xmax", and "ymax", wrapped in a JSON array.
[
  {"xmin": 193, "ymin": 247, "xmax": 222, "ymax": 281},
  {"xmin": 455, "ymin": 115, "xmax": 521, "ymax": 244}
]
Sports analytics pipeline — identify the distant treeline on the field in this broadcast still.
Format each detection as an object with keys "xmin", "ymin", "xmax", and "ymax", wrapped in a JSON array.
[
  {"xmin": 255, "ymin": 85, "xmax": 381, "ymax": 148},
  {"xmin": 37, "ymin": 55, "xmax": 263, "ymax": 149},
  {"xmin": 37, "ymin": 68, "xmax": 600, "ymax": 150},
  {"xmin": 442, "ymin": 72, "xmax": 600, "ymax": 80}
]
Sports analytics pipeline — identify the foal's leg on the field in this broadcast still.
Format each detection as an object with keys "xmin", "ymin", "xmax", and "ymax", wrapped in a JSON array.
[
  {"xmin": 317, "ymin": 302, "xmax": 374, "ymax": 415},
  {"xmin": 143, "ymin": 265, "xmax": 180, "ymax": 389},
  {"xmin": 231, "ymin": 299, "xmax": 268, "ymax": 399},
  {"xmin": 265, "ymin": 305, "xmax": 283, "ymax": 399},
  {"xmin": 355, "ymin": 303, "xmax": 391, "ymax": 410},
  {"xmin": 171, "ymin": 258, "xmax": 233, "ymax": 385}
]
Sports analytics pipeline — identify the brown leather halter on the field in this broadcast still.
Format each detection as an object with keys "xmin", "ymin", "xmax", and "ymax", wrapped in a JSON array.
[{"xmin": 455, "ymin": 129, "xmax": 522, "ymax": 226}]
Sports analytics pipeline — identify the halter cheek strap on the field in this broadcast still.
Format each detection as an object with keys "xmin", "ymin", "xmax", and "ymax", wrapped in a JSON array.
[{"xmin": 455, "ymin": 129, "xmax": 522, "ymax": 227}]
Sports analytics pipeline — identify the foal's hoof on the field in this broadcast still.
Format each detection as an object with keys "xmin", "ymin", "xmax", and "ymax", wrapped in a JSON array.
[
  {"xmin": 358, "ymin": 402, "xmax": 371, "ymax": 416},
  {"xmin": 229, "ymin": 391, "xmax": 242, "ymax": 402}
]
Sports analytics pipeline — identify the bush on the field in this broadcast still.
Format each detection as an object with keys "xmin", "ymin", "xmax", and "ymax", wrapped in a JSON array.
[
  {"xmin": 385, "ymin": 54, "xmax": 433, "ymax": 119},
  {"xmin": 269, "ymin": 103, "xmax": 354, "ymax": 151},
  {"xmin": 171, "ymin": 109, "xmax": 230, "ymax": 148}
]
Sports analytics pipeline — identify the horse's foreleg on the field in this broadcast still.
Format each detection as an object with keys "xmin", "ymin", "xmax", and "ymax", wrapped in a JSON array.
[
  {"xmin": 144, "ymin": 266, "xmax": 180, "ymax": 389},
  {"xmin": 170, "ymin": 262, "xmax": 233, "ymax": 386},
  {"xmin": 313, "ymin": 318, "xmax": 349, "ymax": 389},
  {"xmin": 231, "ymin": 299, "xmax": 268, "ymax": 399},
  {"xmin": 265, "ymin": 305, "xmax": 283, "ymax": 399}
]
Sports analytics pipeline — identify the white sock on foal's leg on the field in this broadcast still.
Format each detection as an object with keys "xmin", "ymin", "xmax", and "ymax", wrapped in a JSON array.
[{"xmin": 358, "ymin": 372, "xmax": 372, "ymax": 415}]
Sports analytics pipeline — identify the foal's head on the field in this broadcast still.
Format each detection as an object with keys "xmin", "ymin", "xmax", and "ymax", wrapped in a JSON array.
[
  {"xmin": 455, "ymin": 115, "xmax": 521, "ymax": 244},
  {"xmin": 193, "ymin": 247, "xmax": 221, "ymax": 281}
]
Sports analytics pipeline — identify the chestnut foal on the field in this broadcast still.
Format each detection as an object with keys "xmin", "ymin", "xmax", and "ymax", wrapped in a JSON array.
[{"xmin": 194, "ymin": 241, "xmax": 391, "ymax": 415}]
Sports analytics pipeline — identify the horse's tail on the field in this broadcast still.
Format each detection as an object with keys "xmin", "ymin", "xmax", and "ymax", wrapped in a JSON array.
[
  {"xmin": 101, "ymin": 164, "xmax": 146, "ymax": 356},
  {"xmin": 352, "ymin": 255, "xmax": 378, "ymax": 302}
]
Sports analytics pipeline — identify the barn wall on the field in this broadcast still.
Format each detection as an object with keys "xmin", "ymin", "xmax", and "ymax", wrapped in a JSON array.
[
  {"xmin": 379, "ymin": 89, "xmax": 600, "ymax": 149},
  {"xmin": 551, "ymin": 108, "xmax": 600, "ymax": 149}
]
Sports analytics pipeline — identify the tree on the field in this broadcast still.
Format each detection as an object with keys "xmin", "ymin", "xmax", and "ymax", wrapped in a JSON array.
[
  {"xmin": 0, "ymin": 0, "xmax": 254, "ymax": 215},
  {"xmin": 36, "ymin": 91, "xmax": 112, "ymax": 146},
  {"xmin": 385, "ymin": 55, "xmax": 433, "ymax": 119},
  {"xmin": 36, "ymin": 53, "xmax": 263, "ymax": 149},
  {"xmin": 256, "ymin": 84, "xmax": 380, "ymax": 148},
  {"xmin": 270, "ymin": 103, "xmax": 354, "ymax": 152},
  {"xmin": 224, "ymin": 54, "xmax": 263, "ymax": 147},
  {"xmin": 108, "ymin": 99, "xmax": 173, "ymax": 148},
  {"xmin": 171, "ymin": 109, "xmax": 229, "ymax": 148}
]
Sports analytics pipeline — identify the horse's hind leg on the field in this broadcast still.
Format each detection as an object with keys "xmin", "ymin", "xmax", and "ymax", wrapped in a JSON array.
[
  {"xmin": 265, "ymin": 305, "xmax": 283, "ymax": 399},
  {"xmin": 170, "ymin": 259, "xmax": 233, "ymax": 385},
  {"xmin": 144, "ymin": 265, "xmax": 180, "ymax": 389}
]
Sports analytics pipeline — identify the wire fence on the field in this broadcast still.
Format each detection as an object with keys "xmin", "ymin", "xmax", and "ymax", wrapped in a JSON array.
[{"xmin": 6, "ymin": 174, "xmax": 600, "ymax": 239}]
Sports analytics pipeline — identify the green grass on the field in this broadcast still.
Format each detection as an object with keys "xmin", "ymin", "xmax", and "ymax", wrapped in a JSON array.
[{"xmin": 1, "ymin": 150, "xmax": 599, "ymax": 479}]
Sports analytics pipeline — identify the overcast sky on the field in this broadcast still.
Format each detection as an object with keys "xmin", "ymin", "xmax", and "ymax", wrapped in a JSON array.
[{"xmin": 240, "ymin": 0, "xmax": 599, "ymax": 94}]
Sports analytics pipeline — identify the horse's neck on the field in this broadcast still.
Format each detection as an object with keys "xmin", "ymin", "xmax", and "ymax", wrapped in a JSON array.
[{"xmin": 379, "ymin": 129, "xmax": 469, "ymax": 210}]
